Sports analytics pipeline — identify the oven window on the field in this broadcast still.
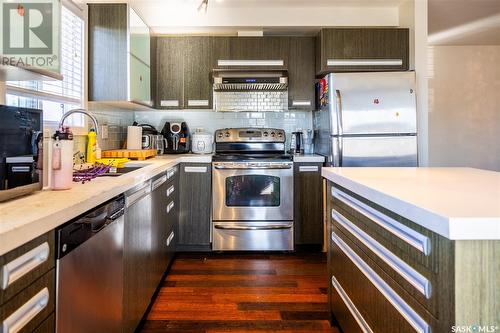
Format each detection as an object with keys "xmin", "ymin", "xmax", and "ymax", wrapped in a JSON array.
[{"xmin": 226, "ymin": 175, "xmax": 280, "ymax": 207}]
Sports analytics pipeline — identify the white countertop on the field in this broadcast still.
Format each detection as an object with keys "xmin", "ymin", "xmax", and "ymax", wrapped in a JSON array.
[
  {"xmin": 0, "ymin": 154, "xmax": 211, "ymax": 255},
  {"xmin": 322, "ymin": 167, "xmax": 500, "ymax": 240},
  {"xmin": 292, "ymin": 154, "xmax": 326, "ymax": 163}
]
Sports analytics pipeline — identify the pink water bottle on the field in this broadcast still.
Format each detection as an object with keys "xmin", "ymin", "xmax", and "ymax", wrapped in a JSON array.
[{"xmin": 51, "ymin": 127, "xmax": 74, "ymax": 190}]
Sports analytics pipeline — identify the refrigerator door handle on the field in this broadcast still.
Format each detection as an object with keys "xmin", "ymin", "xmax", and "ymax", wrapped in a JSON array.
[
  {"xmin": 335, "ymin": 90, "xmax": 344, "ymax": 136},
  {"xmin": 335, "ymin": 89, "xmax": 343, "ymax": 166}
]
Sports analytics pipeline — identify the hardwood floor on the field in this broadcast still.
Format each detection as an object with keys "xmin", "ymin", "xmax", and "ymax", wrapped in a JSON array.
[{"xmin": 140, "ymin": 253, "xmax": 340, "ymax": 333}]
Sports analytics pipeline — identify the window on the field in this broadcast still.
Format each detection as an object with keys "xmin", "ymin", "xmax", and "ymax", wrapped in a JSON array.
[{"xmin": 6, "ymin": 5, "xmax": 85, "ymax": 126}]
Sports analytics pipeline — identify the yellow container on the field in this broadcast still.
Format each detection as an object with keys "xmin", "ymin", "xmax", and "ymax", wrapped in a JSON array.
[
  {"xmin": 95, "ymin": 158, "xmax": 130, "ymax": 168},
  {"xmin": 86, "ymin": 129, "xmax": 97, "ymax": 164}
]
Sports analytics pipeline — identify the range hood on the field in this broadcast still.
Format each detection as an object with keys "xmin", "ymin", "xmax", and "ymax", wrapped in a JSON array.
[{"xmin": 213, "ymin": 70, "xmax": 288, "ymax": 91}]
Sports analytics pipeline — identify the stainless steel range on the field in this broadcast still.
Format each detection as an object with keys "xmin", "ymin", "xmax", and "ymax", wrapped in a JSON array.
[{"xmin": 212, "ymin": 128, "xmax": 293, "ymax": 251}]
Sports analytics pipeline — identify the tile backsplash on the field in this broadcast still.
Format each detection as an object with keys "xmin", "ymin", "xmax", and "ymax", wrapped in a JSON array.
[
  {"xmin": 214, "ymin": 91, "xmax": 288, "ymax": 112},
  {"xmin": 134, "ymin": 110, "xmax": 313, "ymax": 150}
]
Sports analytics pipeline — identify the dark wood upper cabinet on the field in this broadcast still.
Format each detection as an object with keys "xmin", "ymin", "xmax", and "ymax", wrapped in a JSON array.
[
  {"xmin": 153, "ymin": 37, "xmax": 185, "ymax": 109},
  {"xmin": 288, "ymin": 37, "xmax": 316, "ymax": 110},
  {"xmin": 88, "ymin": 4, "xmax": 128, "ymax": 102},
  {"xmin": 316, "ymin": 28, "xmax": 409, "ymax": 74},
  {"xmin": 214, "ymin": 37, "xmax": 289, "ymax": 69},
  {"xmin": 88, "ymin": 4, "xmax": 152, "ymax": 106},
  {"xmin": 183, "ymin": 37, "xmax": 213, "ymax": 109}
]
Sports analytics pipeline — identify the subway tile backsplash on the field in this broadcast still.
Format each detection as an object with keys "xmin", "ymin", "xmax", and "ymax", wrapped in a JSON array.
[
  {"xmin": 134, "ymin": 110, "xmax": 313, "ymax": 150},
  {"xmin": 214, "ymin": 91, "xmax": 288, "ymax": 112}
]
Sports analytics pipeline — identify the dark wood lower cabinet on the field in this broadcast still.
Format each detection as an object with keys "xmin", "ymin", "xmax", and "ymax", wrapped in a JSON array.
[
  {"xmin": 123, "ymin": 183, "xmax": 153, "ymax": 333},
  {"xmin": 326, "ymin": 180, "xmax": 500, "ymax": 333},
  {"xmin": 178, "ymin": 163, "xmax": 212, "ymax": 251},
  {"xmin": 294, "ymin": 163, "xmax": 323, "ymax": 249}
]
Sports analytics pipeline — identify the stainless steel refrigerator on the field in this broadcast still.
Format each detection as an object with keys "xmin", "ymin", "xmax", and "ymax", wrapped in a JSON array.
[{"xmin": 313, "ymin": 72, "xmax": 418, "ymax": 167}]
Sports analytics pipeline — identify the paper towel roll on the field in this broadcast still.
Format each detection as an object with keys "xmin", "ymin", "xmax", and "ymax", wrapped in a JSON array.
[{"xmin": 127, "ymin": 126, "xmax": 142, "ymax": 150}]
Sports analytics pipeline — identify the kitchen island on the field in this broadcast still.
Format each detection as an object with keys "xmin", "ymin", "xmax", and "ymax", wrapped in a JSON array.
[{"xmin": 322, "ymin": 167, "xmax": 500, "ymax": 333}]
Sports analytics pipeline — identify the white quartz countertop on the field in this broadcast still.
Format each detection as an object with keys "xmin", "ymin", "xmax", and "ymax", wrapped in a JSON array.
[
  {"xmin": 322, "ymin": 167, "xmax": 500, "ymax": 240},
  {"xmin": 292, "ymin": 154, "xmax": 326, "ymax": 163},
  {"xmin": 0, "ymin": 154, "xmax": 212, "ymax": 255}
]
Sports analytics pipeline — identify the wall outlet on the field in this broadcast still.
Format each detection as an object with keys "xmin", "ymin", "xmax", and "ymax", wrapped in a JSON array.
[{"xmin": 100, "ymin": 125, "xmax": 109, "ymax": 139}]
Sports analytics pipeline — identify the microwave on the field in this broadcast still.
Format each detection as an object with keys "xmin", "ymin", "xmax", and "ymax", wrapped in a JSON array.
[{"xmin": 0, "ymin": 105, "xmax": 43, "ymax": 202}]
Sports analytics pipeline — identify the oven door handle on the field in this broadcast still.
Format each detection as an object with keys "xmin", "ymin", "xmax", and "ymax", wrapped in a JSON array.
[
  {"xmin": 214, "ymin": 224, "xmax": 293, "ymax": 230},
  {"xmin": 214, "ymin": 165, "xmax": 292, "ymax": 170}
]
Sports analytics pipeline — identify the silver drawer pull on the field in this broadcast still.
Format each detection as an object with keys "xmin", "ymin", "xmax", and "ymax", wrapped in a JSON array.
[
  {"xmin": 332, "ymin": 233, "xmax": 430, "ymax": 333},
  {"xmin": 188, "ymin": 99, "xmax": 209, "ymax": 107},
  {"xmin": 331, "ymin": 275, "xmax": 373, "ymax": 333},
  {"xmin": 166, "ymin": 231, "xmax": 175, "ymax": 246},
  {"xmin": 214, "ymin": 224, "xmax": 292, "ymax": 231},
  {"xmin": 1, "ymin": 242, "xmax": 50, "ymax": 290},
  {"xmin": 332, "ymin": 188, "xmax": 430, "ymax": 255},
  {"xmin": 167, "ymin": 168, "xmax": 176, "ymax": 179},
  {"xmin": 126, "ymin": 182, "xmax": 151, "ymax": 207},
  {"xmin": 152, "ymin": 175, "xmax": 167, "ymax": 190},
  {"xmin": 327, "ymin": 59, "xmax": 403, "ymax": 66},
  {"xmin": 166, "ymin": 201, "xmax": 175, "ymax": 214},
  {"xmin": 292, "ymin": 100, "xmax": 311, "ymax": 107},
  {"xmin": 299, "ymin": 165, "xmax": 319, "ymax": 172},
  {"xmin": 184, "ymin": 166, "xmax": 207, "ymax": 173},
  {"xmin": 167, "ymin": 185, "xmax": 175, "ymax": 197},
  {"xmin": 160, "ymin": 100, "xmax": 179, "ymax": 107},
  {"xmin": 332, "ymin": 209, "xmax": 432, "ymax": 299},
  {"xmin": 2, "ymin": 287, "xmax": 49, "ymax": 333}
]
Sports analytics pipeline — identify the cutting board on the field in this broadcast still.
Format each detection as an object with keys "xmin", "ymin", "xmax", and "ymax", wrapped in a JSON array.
[{"xmin": 102, "ymin": 149, "xmax": 157, "ymax": 161}]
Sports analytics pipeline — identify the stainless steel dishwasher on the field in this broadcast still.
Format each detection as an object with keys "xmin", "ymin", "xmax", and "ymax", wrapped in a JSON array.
[{"xmin": 55, "ymin": 195, "xmax": 125, "ymax": 333}]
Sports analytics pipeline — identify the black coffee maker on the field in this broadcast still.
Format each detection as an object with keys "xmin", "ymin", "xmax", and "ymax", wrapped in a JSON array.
[{"xmin": 161, "ymin": 122, "xmax": 190, "ymax": 154}]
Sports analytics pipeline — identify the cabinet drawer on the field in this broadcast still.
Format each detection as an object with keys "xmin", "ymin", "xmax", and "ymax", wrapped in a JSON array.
[
  {"xmin": 330, "ymin": 233, "xmax": 432, "ymax": 333},
  {"xmin": 331, "ymin": 215, "xmax": 442, "ymax": 318},
  {"xmin": 330, "ymin": 184, "xmax": 445, "ymax": 273},
  {"xmin": 0, "ymin": 269, "xmax": 55, "ymax": 333},
  {"xmin": 0, "ymin": 232, "xmax": 55, "ymax": 305},
  {"xmin": 32, "ymin": 312, "xmax": 54, "ymax": 333}
]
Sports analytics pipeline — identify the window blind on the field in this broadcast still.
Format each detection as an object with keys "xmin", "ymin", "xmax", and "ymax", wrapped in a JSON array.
[{"xmin": 6, "ymin": 5, "xmax": 84, "ymax": 125}]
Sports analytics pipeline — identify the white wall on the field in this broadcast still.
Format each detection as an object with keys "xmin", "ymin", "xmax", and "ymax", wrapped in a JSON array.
[
  {"xmin": 414, "ymin": 0, "xmax": 429, "ymax": 166},
  {"xmin": 428, "ymin": 45, "xmax": 500, "ymax": 171},
  {"xmin": 0, "ymin": 82, "xmax": 5, "ymax": 105}
]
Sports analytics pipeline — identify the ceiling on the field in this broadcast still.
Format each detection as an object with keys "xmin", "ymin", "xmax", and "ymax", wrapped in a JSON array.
[
  {"xmin": 81, "ymin": 0, "xmax": 407, "ymax": 35},
  {"xmin": 428, "ymin": 0, "xmax": 500, "ymax": 45}
]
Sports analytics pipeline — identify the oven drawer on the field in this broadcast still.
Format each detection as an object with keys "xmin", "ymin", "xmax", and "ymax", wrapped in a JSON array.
[{"xmin": 212, "ymin": 222, "xmax": 293, "ymax": 251}]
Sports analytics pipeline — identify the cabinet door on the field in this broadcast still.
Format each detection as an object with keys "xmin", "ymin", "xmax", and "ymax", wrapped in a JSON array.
[
  {"xmin": 294, "ymin": 163, "xmax": 324, "ymax": 247},
  {"xmin": 88, "ymin": 4, "xmax": 128, "ymax": 101},
  {"xmin": 211, "ymin": 37, "xmax": 231, "ymax": 68},
  {"xmin": 318, "ymin": 28, "xmax": 409, "ymax": 73},
  {"xmin": 216, "ymin": 37, "xmax": 287, "ymax": 69},
  {"xmin": 129, "ymin": 8, "xmax": 150, "ymax": 66},
  {"xmin": 178, "ymin": 163, "xmax": 212, "ymax": 250},
  {"xmin": 184, "ymin": 37, "xmax": 213, "ymax": 109},
  {"xmin": 123, "ymin": 192, "xmax": 153, "ymax": 333},
  {"xmin": 288, "ymin": 37, "xmax": 316, "ymax": 110},
  {"xmin": 155, "ymin": 37, "xmax": 185, "ymax": 109},
  {"xmin": 130, "ymin": 55, "xmax": 151, "ymax": 105}
]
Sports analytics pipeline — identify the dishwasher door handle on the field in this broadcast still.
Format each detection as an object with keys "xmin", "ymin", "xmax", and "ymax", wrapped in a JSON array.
[{"xmin": 214, "ymin": 224, "xmax": 292, "ymax": 231}]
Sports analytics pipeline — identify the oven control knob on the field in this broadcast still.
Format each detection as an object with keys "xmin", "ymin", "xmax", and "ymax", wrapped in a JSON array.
[
  {"xmin": 278, "ymin": 132, "xmax": 283, "ymax": 137},
  {"xmin": 224, "ymin": 132, "xmax": 230, "ymax": 138},
  {"xmin": 270, "ymin": 132, "xmax": 276, "ymax": 137},
  {"xmin": 263, "ymin": 131, "xmax": 268, "ymax": 137},
  {"xmin": 217, "ymin": 132, "xmax": 223, "ymax": 138}
]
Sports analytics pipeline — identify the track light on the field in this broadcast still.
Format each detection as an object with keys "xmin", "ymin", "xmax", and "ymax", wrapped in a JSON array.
[{"xmin": 197, "ymin": 0, "xmax": 208, "ymax": 13}]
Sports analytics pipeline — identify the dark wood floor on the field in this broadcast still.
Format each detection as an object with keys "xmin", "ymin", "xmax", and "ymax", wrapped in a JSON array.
[{"xmin": 140, "ymin": 253, "xmax": 340, "ymax": 333}]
